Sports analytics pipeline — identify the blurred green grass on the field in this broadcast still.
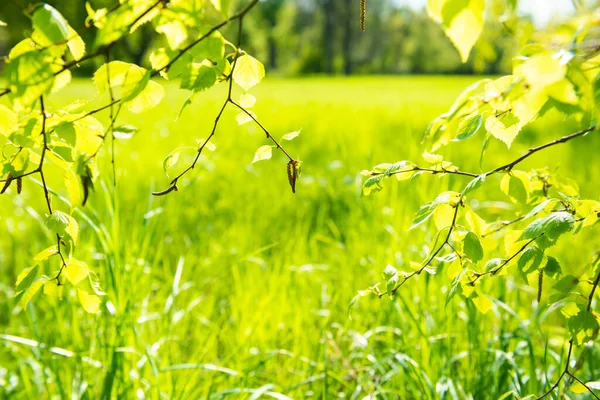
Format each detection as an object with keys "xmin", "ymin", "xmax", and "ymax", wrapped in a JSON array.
[{"xmin": 1, "ymin": 76, "xmax": 599, "ymax": 399}]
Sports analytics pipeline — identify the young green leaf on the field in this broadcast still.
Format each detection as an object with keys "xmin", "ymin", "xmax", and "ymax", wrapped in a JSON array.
[
  {"xmin": 32, "ymin": 4, "xmax": 70, "ymax": 44},
  {"xmin": 463, "ymin": 231, "xmax": 484, "ymax": 263},
  {"xmin": 113, "ymin": 125, "xmax": 139, "ymax": 140},
  {"xmin": 77, "ymin": 289, "xmax": 101, "ymax": 313},
  {"xmin": 456, "ymin": 114, "xmax": 482, "ymax": 140},
  {"xmin": 520, "ymin": 211, "xmax": 576, "ymax": 241},
  {"xmin": 282, "ymin": 130, "xmax": 301, "ymax": 141},
  {"xmin": 252, "ymin": 145, "xmax": 272, "ymax": 163},
  {"xmin": 232, "ymin": 54, "xmax": 265, "ymax": 91}
]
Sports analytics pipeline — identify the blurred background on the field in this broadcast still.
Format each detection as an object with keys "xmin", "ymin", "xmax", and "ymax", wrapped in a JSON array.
[{"xmin": 0, "ymin": 0, "xmax": 577, "ymax": 76}]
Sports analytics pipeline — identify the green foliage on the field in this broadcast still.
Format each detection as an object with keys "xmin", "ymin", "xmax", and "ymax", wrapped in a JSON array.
[
  {"xmin": 1, "ymin": 0, "xmax": 300, "ymax": 315},
  {"xmin": 359, "ymin": 1, "xmax": 600, "ymax": 397}
]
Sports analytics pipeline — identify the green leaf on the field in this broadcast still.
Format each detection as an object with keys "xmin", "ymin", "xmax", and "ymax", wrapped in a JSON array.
[
  {"xmin": 64, "ymin": 259, "xmax": 88, "ymax": 285},
  {"xmin": 472, "ymin": 293, "xmax": 493, "ymax": 314},
  {"xmin": 126, "ymin": 80, "xmax": 164, "ymax": 113},
  {"xmin": 239, "ymin": 93, "xmax": 256, "ymax": 108},
  {"xmin": 18, "ymin": 278, "xmax": 47, "ymax": 308},
  {"xmin": 501, "ymin": 174, "xmax": 528, "ymax": 204},
  {"xmin": 113, "ymin": 125, "xmax": 139, "ymax": 140},
  {"xmin": 485, "ymin": 113, "xmax": 521, "ymax": 148},
  {"xmin": 77, "ymin": 289, "xmax": 101, "ymax": 313},
  {"xmin": 66, "ymin": 27, "xmax": 85, "ymax": 60},
  {"xmin": 518, "ymin": 246, "xmax": 543, "ymax": 277},
  {"xmin": 163, "ymin": 146, "xmax": 193, "ymax": 177},
  {"xmin": 33, "ymin": 246, "xmax": 58, "ymax": 261},
  {"xmin": 568, "ymin": 310, "xmax": 599, "ymax": 345},
  {"xmin": 520, "ymin": 212, "xmax": 576, "ymax": 241},
  {"xmin": 362, "ymin": 175, "xmax": 384, "ymax": 196},
  {"xmin": 463, "ymin": 174, "xmax": 485, "ymax": 195},
  {"xmin": 553, "ymin": 275, "xmax": 579, "ymax": 294},
  {"xmin": 456, "ymin": 114, "xmax": 482, "ymax": 140},
  {"xmin": 180, "ymin": 62, "xmax": 217, "ymax": 93},
  {"xmin": 156, "ymin": 21, "xmax": 188, "ymax": 50},
  {"xmin": 463, "ymin": 231, "xmax": 484, "ymax": 263},
  {"xmin": 55, "ymin": 121, "xmax": 77, "ymax": 146},
  {"xmin": 15, "ymin": 265, "xmax": 39, "ymax": 292},
  {"xmin": 383, "ymin": 161, "xmax": 415, "ymax": 177},
  {"xmin": 6, "ymin": 51, "xmax": 54, "ymax": 110},
  {"xmin": 383, "ymin": 264, "xmax": 398, "ymax": 280},
  {"xmin": 282, "ymin": 130, "xmax": 301, "ymax": 141},
  {"xmin": 93, "ymin": 61, "xmax": 149, "ymax": 102},
  {"xmin": 0, "ymin": 104, "xmax": 18, "ymax": 136},
  {"xmin": 348, "ymin": 289, "xmax": 372, "ymax": 319},
  {"xmin": 410, "ymin": 192, "xmax": 460, "ymax": 230},
  {"xmin": 32, "ymin": 4, "xmax": 70, "ymax": 44},
  {"xmin": 232, "ymin": 54, "xmax": 265, "ymax": 91},
  {"xmin": 435, "ymin": 0, "xmax": 485, "ymax": 63},
  {"xmin": 46, "ymin": 211, "xmax": 70, "ymax": 236},
  {"xmin": 485, "ymin": 258, "xmax": 502, "ymax": 272},
  {"xmin": 544, "ymin": 256, "xmax": 562, "ymax": 278},
  {"xmin": 251, "ymin": 145, "xmax": 272, "ymax": 163},
  {"xmin": 190, "ymin": 32, "xmax": 225, "ymax": 61},
  {"xmin": 523, "ymin": 199, "xmax": 555, "ymax": 219}
]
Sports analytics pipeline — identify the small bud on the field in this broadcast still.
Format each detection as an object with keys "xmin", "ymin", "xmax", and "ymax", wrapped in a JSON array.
[{"xmin": 16, "ymin": 177, "xmax": 22, "ymax": 194}]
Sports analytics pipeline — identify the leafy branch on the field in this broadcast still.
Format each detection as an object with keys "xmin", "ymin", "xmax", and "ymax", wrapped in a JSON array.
[
  {"xmin": 152, "ymin": 6, "xmax": 294, "ymax": 196},
  {"xmin": 536, "ymin": 254, "xmax": 600, "ymax": 400},
  {"xmin": 378, "ymin": 193, "xmax": 463, "ymax": 297},
  {"xmin": 368, "ymin": 126, "xmax": 597, "ymax": 184}
]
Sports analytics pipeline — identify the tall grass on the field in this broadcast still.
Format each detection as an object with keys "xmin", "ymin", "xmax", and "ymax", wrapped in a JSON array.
[{"xmin": 1, "ymin": 76, "xmax": 599, "ymax": 399}]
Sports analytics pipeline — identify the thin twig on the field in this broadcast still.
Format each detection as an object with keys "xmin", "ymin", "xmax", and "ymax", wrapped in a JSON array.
[
  {"xmin": 378, "ymin": 196, "xmax": 463, "ymax": 297},
  {"xmin": 154, "ymin": 0, "xmax": 260, "ymax": 76},
  {"xmin": 468, "ymin": 235, "xmax": 540, "ymax": 286}
]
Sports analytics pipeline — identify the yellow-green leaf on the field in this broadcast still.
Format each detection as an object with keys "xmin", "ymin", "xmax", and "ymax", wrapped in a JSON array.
[
  {"xmin": 472, "ymin": 293, "xmax": 493, "ymax": 314},
  {"xmin": 252, "ymin": 145, "xmax": 273, "ymax": 163},
  {"xmin": 32, "ymin": 4, "xmax": 70, "ymax": 44},
  {"xmin": 438, "ymin": 0, "xmax": 484, "ymax": 63},
  {"xmin": 232, "ymin": 54, "xmax": 265, "ymax": 91},
  {"xmin": 67, "ymin": 27, "xmax": 85, "ymax": 60},
  {"xmin": 65, "ymin": 168, "xmax": 82, "ymax": 208},
  {"xmin": 77, "ymin": 289, "xmax": 101, "ymax": 313},
  {"xmin": 64, "ymin": 259, "xmax": 88, "ymax": 285},
  {"xmin": 0, "ymin": 104, "xmax": 18, "ymax": 136},
  {"xmin": 15, "ymin": 265, "xmax": 39, "ymax": 290},
  {"xmin": 19, "ymin": 278, "xmax": 47, "ymax": 308},
  {"xmin": 126, "ymin": 80, "xmax": 164, "ymax": 113},
  {"xmin": 43, "ymin": 281, "xmax": 63, "ymax": 299},
  {"xmin": 34, "ymin": 245, "xmax": 58, "ymax": 261},
  {"xmin": 514, "ymin": 52, "xmax": 566, "ymax": 88},
  {"xmin": 236, "ymin": 111, "xmax": 256, "ymax": 125},
  {"xmin": 485, "ymin": 114, "xmax": 521, "ymax": 148},
  {"xmin": 156, "ymin": 21, "xmax": 188, "ymax": 50},
  {"xmin": 422, "ymin": 150, "xmax": 443, "ymax": 163},
  {"xmin": 239, "ymin": 93, "xmax": 256, "ymax": 108},
  {"xmin": 282, "ymin": 129, "xmax": 301, "ymax": 141}
]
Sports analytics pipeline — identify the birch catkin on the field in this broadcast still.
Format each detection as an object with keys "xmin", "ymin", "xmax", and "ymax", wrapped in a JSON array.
[{"xmin": 360, "ymin": 0, "xmax": 366, "ymax": 32}]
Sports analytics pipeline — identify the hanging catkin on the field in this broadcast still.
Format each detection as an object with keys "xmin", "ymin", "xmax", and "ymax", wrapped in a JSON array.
[{"xmin": 360, "ymin": 0, "xmax": 366, "ymax": 32}]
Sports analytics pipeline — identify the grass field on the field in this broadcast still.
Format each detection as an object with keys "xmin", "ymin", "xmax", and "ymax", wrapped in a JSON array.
[{"xmin": 1, "ymin": 76, "xmax": 599, "ymax": 399}]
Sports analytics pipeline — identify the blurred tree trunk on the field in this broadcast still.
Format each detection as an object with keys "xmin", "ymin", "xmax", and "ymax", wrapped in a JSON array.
[
  {"xmin": 342, "ymin": 0, "xmax": 353, "ymax": 75},
  {"xmin": 322, "ymin": 0, "xmax": 334, "ymax": 74}
]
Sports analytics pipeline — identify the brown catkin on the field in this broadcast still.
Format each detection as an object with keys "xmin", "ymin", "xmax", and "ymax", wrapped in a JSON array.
[
  {"xmin": 287, "ymin": 160, "xmax": 297, "ymax": 194},
  {"xmin": 537, "ymin": 269, "xmax": 544, "ymax": 303},
  {"xmin": 1, "ymin": 172, "xmax": 13, "ymax": 194},
  {"xmin": 360, "ymin": 0, "xmax": 366, "ymax": 32},
  {"xmin": 16, "ymin": 177, "xmax": 22, "ymax": 194}
]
